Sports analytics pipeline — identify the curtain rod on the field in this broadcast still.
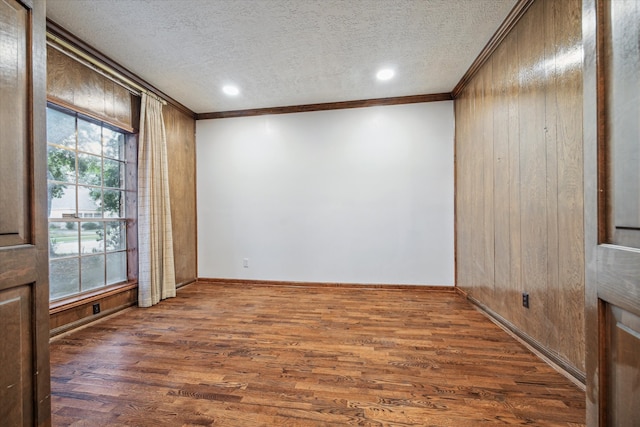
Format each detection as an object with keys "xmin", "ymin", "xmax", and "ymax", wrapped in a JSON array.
[{"xmin": 46, "ymin": 32, "xmax": 167, "ymax": 105}]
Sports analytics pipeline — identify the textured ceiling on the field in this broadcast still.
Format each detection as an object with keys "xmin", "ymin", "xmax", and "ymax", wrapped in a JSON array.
[{"xmin": 46, "ymin": 0, "xmax": 517, "ymax": 114}]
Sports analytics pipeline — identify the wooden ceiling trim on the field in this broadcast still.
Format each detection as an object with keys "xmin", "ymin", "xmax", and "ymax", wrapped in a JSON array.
[
  {"xmin": 451, "ymin": 0, "xmax": 536, "ymax": 98},
  {"xmin": 196, "ymin": 93, "xmax": 453, "ymax": 120}
]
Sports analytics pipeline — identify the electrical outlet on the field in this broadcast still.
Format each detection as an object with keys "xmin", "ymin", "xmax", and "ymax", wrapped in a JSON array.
[
  {"xmin": 93, "ymin": 303, "xmax": 101, "ymax": 314},
  {"xmin": 522, "ymin": 292, "xmax": 529, "ymax": 309},
  {"xmin": 243, "ymin": 258, "xmax": 249, "ymax": 268}
]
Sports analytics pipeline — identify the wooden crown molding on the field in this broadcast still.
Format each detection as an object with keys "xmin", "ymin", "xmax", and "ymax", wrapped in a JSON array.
[
  {"xmin": 451, "ymin": 0, "xmax": 536, "ymax": 98},
  {"xmin": 46, "ymin": 19, "xmax": 196, "ymax": 119},
  {"xmin": 196, "ymin": 93, "xmax": 453, "ymax": 120}
]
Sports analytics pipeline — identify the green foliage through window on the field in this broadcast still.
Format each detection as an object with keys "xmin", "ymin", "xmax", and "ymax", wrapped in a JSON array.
[{"xmin": 47, "ymin": 106, "xmax": 128, "ymax": 301}]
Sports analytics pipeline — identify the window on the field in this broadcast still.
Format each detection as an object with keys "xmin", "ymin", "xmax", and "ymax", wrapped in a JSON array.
[{"xmin": 47, "ymin": 106, "xmax": 129, "ymax": 301}]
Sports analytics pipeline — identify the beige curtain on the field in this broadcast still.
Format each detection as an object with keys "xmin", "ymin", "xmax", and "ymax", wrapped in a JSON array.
[{"xmin": 138, "ymin": 93, "xmax": 176, "ymax": 307}]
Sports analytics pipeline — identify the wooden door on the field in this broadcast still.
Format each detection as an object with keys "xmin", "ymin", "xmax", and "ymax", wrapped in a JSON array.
[
  {"xmin": 0, "ymin": 0, "xmax": 50, "ymax": 425},
  {"xmin": 584, "ymin": 0, "xmax": 640, "ymax": 425}
]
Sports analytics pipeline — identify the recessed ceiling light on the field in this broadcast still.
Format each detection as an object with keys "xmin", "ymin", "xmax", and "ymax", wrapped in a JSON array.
[
  {"xmin": 376, "ymin": 69, "xmax": 395, "ymax": 81},
  {"xmin": 222, "ymin": 85, "xmax": 240, "ymax": 96}
]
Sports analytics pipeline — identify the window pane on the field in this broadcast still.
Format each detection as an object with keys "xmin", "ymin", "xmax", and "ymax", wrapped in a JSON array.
[
  {"xmin": 50, "ymin": 258, "xmax": 80, "ymax": 300},
  {"xmin": 78, "ymin": 153, "xmax": 101, "ymax": 185},
  {"xmin": 106, "ymin": 252, "xmax": 127, "ymax": 285},
  {"xmin": 77, "ymin": 119, "xmax": 102, "ymax": 155},
  {"xmin": 47, "ymin": 146, "xmax": 76, "ymax": 184},
  {"xmin": 47, "ymin": 106, "xmax": 131, "ymax": 303},
  {"xmin": 103, "ymin": 190, "xmax": 124, "ymax": 218},
  {"xmin": 105, "ymin": 221, "xmax": 126, "ymax": 251},
  {"xmin": 48, "ymin": 185, "xmax": 76, "ymax": 220},
  {"xmin": 103, "ymin": 128, "xmax": 124, "ymax": 160},
  {"xmin": 47, "ymin": 108, "xmax": 76, "ymax": 148},
  {"xmin": 103, "ymin": 159, "xmax": 124, "ymax": 189},
  {"xmin": 81, "ymin": 255, "xmax": 105, "ymax": 291},
  {"xmin": 49, "ymin": 222, "xmax": 79, "ymax": 258},
  {"xmin": 78, "ymin": 186, "xmax": 102, "ymax": 217},
  {"xmin": 81, "ymin": 222, "xmax": 105, "ymax": 254}
]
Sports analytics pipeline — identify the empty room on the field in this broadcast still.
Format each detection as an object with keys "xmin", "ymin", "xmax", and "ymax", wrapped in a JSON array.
[{"xmin": 1, "ymin": 0, "xmax": 638, "ymax": 425}]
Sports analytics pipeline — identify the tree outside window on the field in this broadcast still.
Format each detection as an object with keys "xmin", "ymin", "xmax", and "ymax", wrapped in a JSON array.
[{"xmin": 47, "ymin": 106, "xmax": 128, "ymax": 301}]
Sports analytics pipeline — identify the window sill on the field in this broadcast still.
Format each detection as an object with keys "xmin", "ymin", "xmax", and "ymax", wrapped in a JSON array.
[{"xmin": 49, "ymin": 281, "xmax": 137, "ymax": 315}]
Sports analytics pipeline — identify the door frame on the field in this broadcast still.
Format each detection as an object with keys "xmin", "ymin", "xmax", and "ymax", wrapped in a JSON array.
[
  {"xmin": 583, "ymin": 0, "xmax": 603, "ymax": 423},
  {"xmin": 583, "ymin": 0, "xmax": 640, "ymax": 424}
]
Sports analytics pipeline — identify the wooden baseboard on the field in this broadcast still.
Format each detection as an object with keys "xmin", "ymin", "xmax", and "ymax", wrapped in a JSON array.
[
  {"xmin": 49, "ymin": 278, "xmax": 197, "ymax": 337},
  {"xmin": 49, "ymin": 285, "xmax": 137, "ymax": 337},
  {"xmin": 176, "ymin": 279, "xmax": 197, "ymax": 289},
  {"xmin": 461, "ymin": 292, "xmax": 586, "ymax": 389},
  {"xmin": 198, "ymin": 277, "xmax": 456, "ymax": 292}
]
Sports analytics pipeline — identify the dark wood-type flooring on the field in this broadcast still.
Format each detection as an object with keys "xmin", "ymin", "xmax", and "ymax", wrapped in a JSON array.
[{"xmin": 50, "ymin": 282, "xmax": 585, "ymax": 426}]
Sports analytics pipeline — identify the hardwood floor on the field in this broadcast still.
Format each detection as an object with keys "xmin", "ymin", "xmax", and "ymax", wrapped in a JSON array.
[{"xmin": 50, "ymin": 282, "xmax": 585, "ymax": 426}]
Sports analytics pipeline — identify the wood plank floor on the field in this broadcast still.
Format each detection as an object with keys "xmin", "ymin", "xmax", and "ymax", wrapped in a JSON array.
[{"xmin": 50, "ymin": 282, "xmax": 585, "ymax": 426}]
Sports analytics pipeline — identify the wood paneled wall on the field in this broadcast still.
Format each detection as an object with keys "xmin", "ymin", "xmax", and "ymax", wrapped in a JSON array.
[
  {"xmin": 455, "ymin": 0, "xmax": 585, "ymax": 373},
  {"xmin": 46, "ymin": 44, "xmax": 197, "ymax": 332},
  {"xmin": 47, "ymin": 46, "xmax": 136, "ymax": 131},
  {"xmin": 163, "ymin": 103, "xmax": 197, "ymax": 286}
]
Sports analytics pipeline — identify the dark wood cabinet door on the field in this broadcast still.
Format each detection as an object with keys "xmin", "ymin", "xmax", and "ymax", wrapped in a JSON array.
[
  {"xmin": 0, "ymin": 0, "xmax": 50, "ymax": 425},
  {"xmin": 585, "ymin": 0, "xmax": 640, "ymax": 425}
]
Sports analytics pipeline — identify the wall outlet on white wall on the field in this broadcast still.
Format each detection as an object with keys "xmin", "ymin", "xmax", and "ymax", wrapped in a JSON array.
[{"xmin": 243, "ymin": 258, "xmax": 249, "ymax": 268}]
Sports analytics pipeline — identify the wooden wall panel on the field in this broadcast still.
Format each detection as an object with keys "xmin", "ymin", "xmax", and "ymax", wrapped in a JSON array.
[
  {"xmin": 518, "ymin": 0, "xmax": 549, "ymax": 343},
  {"xmin": 47, "ymin": 46, "xmax": 135, "ymax": 131},
  {"xmin": 46, "ymin": 45, "xmax": 197, "ymax": 331},
  {"xmin": 163, "ymin": 104, "xmax": 197, "ymax": 286},
  {"xmin": 455, "ymin": 0, "xmax": 585, "ymax": 373},
  {"xmin": 491, "ymin": 39, "xmax": 512, "ymax": 316},
  {"xmin": 552, "ymin": 0, "xmax": 584, "ymax": 370},
  {"xmin": 49, "ymin": 285, "xmax": 137, "ymax": 336}
]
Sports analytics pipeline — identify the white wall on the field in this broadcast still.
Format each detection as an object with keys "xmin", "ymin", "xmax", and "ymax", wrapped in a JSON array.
[{"xmin": 196, "ymin": 101, "xmax": 454, "ymax": 285}]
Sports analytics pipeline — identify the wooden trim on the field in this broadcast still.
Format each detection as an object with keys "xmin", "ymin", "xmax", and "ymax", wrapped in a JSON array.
[
  {"xmin": 197, "ymin": 277, "xmax": 456, "ymax": 292},
  {"xmin": 196, "ymin": 93, "xmax": 453, "ymax": 120},
  {"xmin": 451, "ymin": 0, "xmax": 535, "ymax": 98},
  {"xmin": 49, "ymin": 282, "xmax": 137, "ymax": 314},
  {"xmin": 46, "ymin": 19, "xmax": 196, "ymax": 119},
  {"xmin": 463, "ymin": 293, "xmax": 587, "ymax": 387},
  {"xmin": 176, "ymin": 278, "xmax": 197, "ymax": 289},
  {"xmin": 49, "ymin": 297, "xmax": 136, "ymax": 337},
  {"xmin": 47, "ymin": 96, "xmax": 135, "ymax": 133},
  {"xmin": 583, "ymin": 0, "xmax": 602, "ymax": 423},
  {"xmin": 49, "ymin": 280, "xmax": 194, "ymax": 337},
  {"xmin": 454, "ymin": 287, "xmax": 468, "ymax": 298},
  {"xmin": 453, "ymin": 102, "xmax": 458, "ymax": 291}
]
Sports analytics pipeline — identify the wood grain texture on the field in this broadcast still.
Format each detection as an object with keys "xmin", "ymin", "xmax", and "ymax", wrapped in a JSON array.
[
  {"xmin": 491, "ymin": 39, "xmax": 511, "ymax": 316},
  {"xmin": 49, "ymin": 284, "xmax": 137, "ymax": 337},
  {"xmin": 46, "ymin": 19, "xmax": 195, "ymax": 120},
  {"xmin": 604, "ymin": 305, "xmax": 640, "ymax": 426},
  {"xmin": 452, "ymin": 0, "xmax": 536, "ymax": 97},
  {"xmin": 454, "ymin": 0, "xmax": 585, "ymax": 374},
  {"xmin": 603, "ymin": 0, "xmax": 640, "ymax": 247},
  {"xmin": 47, "ymin": 46, "xmax": 135, "ymax": 132},
  {"xmin": 581, "ymin": 0, "xmax": 599, "ymax": 423},
  {"xmin": 196, "ymin": 93, "xmax": 452, "ymax": 120},
  {"xmin": 163, "ymin": 103, "xmax": 197, "ymax": 286},
  {"xmin": 584, "ymin": 0, "xmax": 640, "ymax": 423},
  {"xmin": 0, "ymin": 0, "xmax": 30, "ymax": 248},
  {"xmin": 0, "ymin": 286, "xmax": 33, "ymax": 426},
  {"xmin": 50, "ymin": 282, "xmax": 585, "ymax": 426},
  {"xmin": 552, "ymin": 0, "xmax": 585, "ymax": 370},
  {"xmin": 0, "ymin": 0, "xmax": 51, "ymax": 424}
]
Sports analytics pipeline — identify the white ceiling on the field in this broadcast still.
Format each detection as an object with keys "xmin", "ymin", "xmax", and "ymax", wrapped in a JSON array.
[{"xmin": 46, "ymin": 0, "xmax": 517, "ymax": 114}]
